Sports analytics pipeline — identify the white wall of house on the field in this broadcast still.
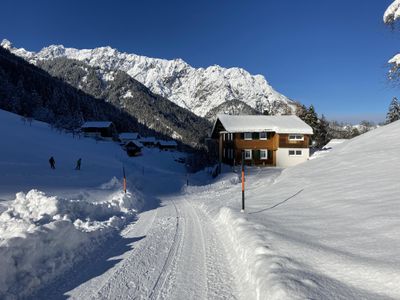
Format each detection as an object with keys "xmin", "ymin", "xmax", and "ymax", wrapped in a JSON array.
[{"xmin": 276, "ymin": 148, "xmax": 309, "ymax": 168}]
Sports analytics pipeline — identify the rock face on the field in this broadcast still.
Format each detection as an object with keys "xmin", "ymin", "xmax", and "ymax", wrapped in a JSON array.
[
  {"xmin": 2, "ymin": 39, "xmax": 297, "ymax": 117},
  {"xmin": 204, "ymin": 99, "xmax": 260, "ymax": 122}
]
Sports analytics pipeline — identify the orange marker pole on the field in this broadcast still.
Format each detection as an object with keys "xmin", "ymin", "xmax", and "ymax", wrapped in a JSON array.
[
  {"xmin": 241, "ymin": 152, "xmax": 245, "ymax": 212},
  {"xmin": 123, "ymin": 166, "xmax": 127, "ymax": 194}
]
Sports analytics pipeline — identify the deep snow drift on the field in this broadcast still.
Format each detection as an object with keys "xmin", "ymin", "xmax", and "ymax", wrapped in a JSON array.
[{"xmin": 192, "ymin": 120, "xmax": 400, "ymax": 299}]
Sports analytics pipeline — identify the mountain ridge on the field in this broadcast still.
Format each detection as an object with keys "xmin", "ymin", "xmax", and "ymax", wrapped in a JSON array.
[
  {"xmin": 0, "ymin": 45, "xmax": 210, "ymax": 148},
  {"xmin": 1, "ymin": 39, "xmax": 298, "ymax": 117}
]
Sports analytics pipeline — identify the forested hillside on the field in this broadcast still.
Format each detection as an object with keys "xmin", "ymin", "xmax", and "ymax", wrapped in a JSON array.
[{"xmin": 0, "ymin": 48, "xmax": 210, "ymax": 148}]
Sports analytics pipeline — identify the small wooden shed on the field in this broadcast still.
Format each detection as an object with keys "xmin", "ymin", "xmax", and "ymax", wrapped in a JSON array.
[{"xmin": 124, "ymin": 140, "xmax": 143, "ymax": 156}]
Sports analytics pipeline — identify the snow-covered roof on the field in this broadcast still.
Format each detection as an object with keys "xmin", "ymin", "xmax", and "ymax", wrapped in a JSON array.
[
  {"xmin": 81, "ymin": 121, "xmax": 113, "ymax": 128},
  {"xmin": 125, "ymin": 140, "xmax": 143, "ymax": 148},
  {"xmin": 119, "ymin": 132, "xmax": 139, "ymax": 140},
  {"xmin": 140, "ymin": 137, "xmax": 156, "ymax": 143},
  {"xmin": 213, "ymin": 114, "xmax": 313, "ymax": 135},
  {"xmin": 157, "ymin": 140, "xmax": 178, "ymax": 146}
]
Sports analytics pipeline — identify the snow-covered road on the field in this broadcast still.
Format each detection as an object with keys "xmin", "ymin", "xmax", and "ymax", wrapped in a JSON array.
[{"xmin": 31, "ymin": 194, "xmax": 238, "ymax": 300}]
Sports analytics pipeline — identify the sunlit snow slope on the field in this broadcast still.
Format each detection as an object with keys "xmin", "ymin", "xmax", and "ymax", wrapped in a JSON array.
[
  {"xmin": 0, "ymin": 109, "xmax": 141, "ymax": 298},
  {"xmin": 198, "ymin": 120, "xmax": 400, "ymax": 299},
  {"xmin": 0, "ymin": 109, "xmax": 125, "ymax": 199}
]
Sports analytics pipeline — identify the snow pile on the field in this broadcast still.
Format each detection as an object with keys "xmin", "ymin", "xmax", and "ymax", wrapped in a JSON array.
[
  {"xmin": 0, "ymin": 183, "xmax": 141, "ymax": 298},
  {"xmin": 217, "ymin": 207, "xmax": 293, "ymax": 300}
]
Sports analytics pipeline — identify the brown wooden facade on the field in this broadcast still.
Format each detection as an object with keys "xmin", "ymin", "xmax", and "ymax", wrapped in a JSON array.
[
  {"xmin": 218, "ymin": 132, "xmax": 311, "ymax": 166},
  {"xmin": 278, "ymin": 134, "xmax": 310, "ymax": 148}
]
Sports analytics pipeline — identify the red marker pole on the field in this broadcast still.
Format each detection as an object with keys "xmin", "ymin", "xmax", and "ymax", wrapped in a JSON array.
[
  {"xmin": 123, "ymin": 166, "xmax": 127, "ymax": 194},
  {"xmin": 241, "ymin": 152, "xmax": 245, "ymax": 212}
]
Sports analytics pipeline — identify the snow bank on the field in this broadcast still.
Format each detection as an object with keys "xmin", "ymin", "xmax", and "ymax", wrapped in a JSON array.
[
  {"xmin": 309, "ymin": 138, "xmax": 347, "ymax": 160},
  {"xmin": 216, "ymin": 207, "xmax": 334, "ymax": 300},
  {"xmin": 0, "ymin": 180, "xmax": 141, "ymax": 298},
  {"xmin": 191, "ymin": 117, "xmax": 400, "ymax": 299}
]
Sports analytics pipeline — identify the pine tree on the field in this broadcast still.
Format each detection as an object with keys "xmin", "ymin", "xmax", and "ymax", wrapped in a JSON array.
[
  {"xmin": 295, "ymin": 104, "xmax": 308, "ymax": 120},
  {"xmin": 297, "ymin": 105, "xmax": 329, "ymax": 148},
  {"xmin": 304, "ymin": 105, "xmax": 319, "ymax": 129},
  {"xmin": 386, "ymin": 97, "xmax": 400, "ymax": 124},
  {"xmin": 317, "ymin": 114, "xmax": 329, "ymax": 147}
]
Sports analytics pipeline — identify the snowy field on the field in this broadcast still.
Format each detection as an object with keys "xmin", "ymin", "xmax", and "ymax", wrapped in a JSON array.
[
  {"xmin": 191, "ymin": 122, "xmax": 400, "ymax": 299},
  {"xmin": 1, "ymin": 108, "xmax": 399, "ymax": 299}
]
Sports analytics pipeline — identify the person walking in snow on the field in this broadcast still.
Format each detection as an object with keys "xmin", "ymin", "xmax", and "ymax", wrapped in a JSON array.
[
  {"xmin": 75, "ymin": 158, "xmax": 82, "ymax": 170},
  {"xmin": 49, "ymin": 156, "xmax": 56, "ymax": 169}
]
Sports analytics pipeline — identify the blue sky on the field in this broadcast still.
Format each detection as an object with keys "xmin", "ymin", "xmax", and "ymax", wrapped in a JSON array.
[{"xmin": 1, "ymin": 0, "xmax": 399, "ymax": 123}]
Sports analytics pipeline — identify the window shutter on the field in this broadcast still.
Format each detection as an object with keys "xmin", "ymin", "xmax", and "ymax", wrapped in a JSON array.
[
  {"xmin": 240, "ymin": 133, "xmax": 244, "ymax": 139},
  {"xmin": 253, "ymin": 132, "xmax": 259, "ymax": 139}
]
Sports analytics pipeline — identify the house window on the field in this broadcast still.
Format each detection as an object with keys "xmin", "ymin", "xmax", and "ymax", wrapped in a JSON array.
[
  {"xmin": 288, "ymin": 134, "xmax": 304, "ymax": 141},
  {"xmin": 259, "ymin": 132, "xmax": 267, "ymax": 140},
  {"xmin": 244, "ymin": 149, "xmax": 252, "ymax": 160},
  {"xmin": 260, "ymin": 149, "xmax": 268, "ymax": 160},
  {"xmin": 289, "ymin": 150, "xmax": 303, "ymax": 156},
  {"xmin": 244, "ymin": 132, "xmax": 252, "ymax": 140}
]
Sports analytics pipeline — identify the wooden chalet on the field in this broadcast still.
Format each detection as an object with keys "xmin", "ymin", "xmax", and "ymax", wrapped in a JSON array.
[
  {"xmin": 119, "ymin": 132, "xmax": 141, "ymax": 143},
  {"xmin": 81, "ymin": 121, "xmax": 117, "ymax": 140},
  {"xmin": 124, "ymin": 140, "xmax": 143, "ymax": 156},
  {"xmin": 210, "ymin": 114, "xmax": 313, "ymax": 168},
  {"xmin": 139, "ymin": 137, "xmax": 157, "ymax": 147}
]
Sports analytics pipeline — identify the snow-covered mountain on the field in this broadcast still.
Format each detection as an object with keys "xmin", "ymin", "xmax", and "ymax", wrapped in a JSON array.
[
  {"xmin": 1, "ymin": 39, "xmax": 296, "ymax": 117},
  {"xmin": 0, "ymin": 45, "xmax": 211, "ymax": 147}
]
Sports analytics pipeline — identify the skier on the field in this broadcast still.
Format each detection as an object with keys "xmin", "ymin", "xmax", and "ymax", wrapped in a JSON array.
[
  {"xmin": 49, "ymin": 156, "xmax": 56, "ymax": 169},
  {"xmin": 75, "ymin": 158, "xmax": 82, "ymax": 170}
]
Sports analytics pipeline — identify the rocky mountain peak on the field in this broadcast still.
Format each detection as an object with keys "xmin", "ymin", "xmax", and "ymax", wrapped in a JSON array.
[{"xmin": 2, "ymin": 40, "xmax": 298, "ymax": 117}]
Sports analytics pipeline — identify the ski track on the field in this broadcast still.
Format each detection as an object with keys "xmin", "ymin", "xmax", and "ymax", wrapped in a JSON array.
[{"xmin": 34, "ymin": 194, "xmax": 238, "ymax": 299}]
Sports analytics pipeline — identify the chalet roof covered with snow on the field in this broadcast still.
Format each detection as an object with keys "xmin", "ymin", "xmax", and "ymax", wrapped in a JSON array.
[
  {"xmin": 119, "ymin": 132, "xmax": 140, "ymax": 140},
  {"xmin": 212, "ymin": 114, "xmax": 313, "ymax": 135},
  {"xmin": 81, "ymin": 121, "xmax": 113, "ymax": 128},
  {"xmin": 157, "ymin": 140, "xmax": 178, "ymax": 146},
  {"xmin": 140, "ymin": 137, "xmax": 157, "ymax": 143},
  {"xmin": 125, "ymin": 140, "xmax": 143, "ymax": 148}
]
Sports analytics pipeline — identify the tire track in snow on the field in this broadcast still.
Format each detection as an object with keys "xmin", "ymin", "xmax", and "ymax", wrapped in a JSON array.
[
  {"xmin": 155, "ymin": 197, "xmax": 238, "ymax": 300},
  {"xmin": 148, "ymin": 199, "xmax": 184, "ymax": 300},
  {"xmin": 90, "ymin": 203, "xmax": 179, "ymax": 299},
  {"xmin": 31, "ymin": 193, "xmax": 239, "ymax": 300}
]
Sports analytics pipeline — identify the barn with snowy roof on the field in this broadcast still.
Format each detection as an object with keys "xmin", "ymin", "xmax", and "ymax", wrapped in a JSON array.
[
  {"xmin": 210, "ymin": 114, "xmax": 313, "ymax": 167},
  {"xmin": 81, "ymin": 121, "xmax": 117, "ymax": 140}
]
